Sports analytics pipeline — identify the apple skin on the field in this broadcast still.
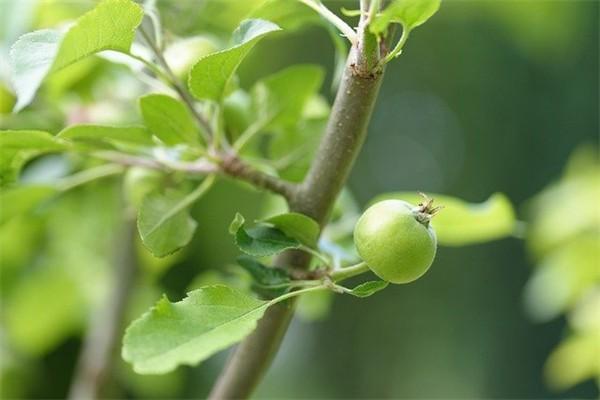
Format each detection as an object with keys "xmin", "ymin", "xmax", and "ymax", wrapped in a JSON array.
[{"xmin": 354, "ymin": 200, "xmax": 437, "ymax": 284}]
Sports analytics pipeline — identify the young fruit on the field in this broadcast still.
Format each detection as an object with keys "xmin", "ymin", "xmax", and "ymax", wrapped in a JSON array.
[{"xmin": 353, "ymin": 196, "xmax": 441, "ymax": 284}]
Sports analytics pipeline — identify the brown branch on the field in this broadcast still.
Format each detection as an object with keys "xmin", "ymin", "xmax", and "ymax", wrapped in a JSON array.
[
  {"xmin": 68, "ymin": 219, "xmax": 138, "ymax": 400},
  {"xmin": 217, "ymin": 152, "xmax": 298, "ymax": 201},
  {"xmin": 208, "ymin": 17, "xmax": 385, "ymax": 398}
]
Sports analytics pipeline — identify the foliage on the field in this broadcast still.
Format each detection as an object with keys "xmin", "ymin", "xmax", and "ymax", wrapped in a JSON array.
[
  {"xmin": 523, "ymin": 146, "xmax": 600, "ymax": 391},
  {"xmin": 0, "ymin": 0, "xmax": 595, "ymax": 398}
]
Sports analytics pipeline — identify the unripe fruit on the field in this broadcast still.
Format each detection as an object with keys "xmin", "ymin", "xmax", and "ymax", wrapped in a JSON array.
[{"xmin": 353, "ymin": 197, "xmax": 440, "ymax": 284}]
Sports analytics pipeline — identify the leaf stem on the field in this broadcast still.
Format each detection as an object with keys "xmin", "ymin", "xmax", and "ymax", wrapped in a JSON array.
[
  {"xmin": 299, "ymin": 245, "xmax": 330, "ymax": 265},
  {"xmin": 382, "ymin": 27, "xmax": 410, "ymax": 64},
  {"xmin": 121, "ymin": 51, "xmax": 172, "ymax": 83},
  {"xmin": 232, "ymin": 112, "xmax": 277, "ymax": 152},
  {"xmin": 267, "ymin": 284, "xmax": 328, "ymax": 306},
  {"xmin": 330, "ymin": 261, "xmax": 369, "ymax": 282},
  {"xmin": 298, "ymin": 0, "xmax": 358, "ymax": 45},
  {"xmin": 57, "ymin": 164, "xmax": 124, "ymax": 192}
]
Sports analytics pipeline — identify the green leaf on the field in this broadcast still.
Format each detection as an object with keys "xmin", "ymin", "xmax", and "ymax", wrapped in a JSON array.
[
  {"xmin": 347, "ymin": 280, "xmax": 389, "ymax": 298},
  {"xmin": 252, "ymin": 64, "xmax": 324, "ymax": 129},
  {"xmin": 0, "ymin": 185, "xmax": 59, "ymax": 225},
  {"xmin": 9, "ymin": 30, "xmax": 62, "ymax": 111},
  {"xmin": 188, "ymin": 19, "xmax": 281, "ymax": 101},
  {"xmin": 230, "ymin": 213, "xmax": 301, "ymax": 257},
  {"xmin": 544, "ymin": 332, "xmax": 600, "ymax": 390},
  {"xmin": 10, "ymin": 0, "xmax": 143, "ymax": 111},
  {"xmin": 229, "ymin": 212, "xmax": 246, "ymax": 234},
  {"xmin": 57, "ymin": 124, "xmax": 154, "ymax": 146},
  {"xmin": 372, "ymin": 192, "xmax": 516, "ymax": 246},
  {"xmin": 138, "ymin": 190, "xmax": 198, "ymax": 258},
  {"xmin": 370, "ymin": 0, "xmax": 441, "ymax": 35},
  {"xmin": 236, "ymin": 255, "xmax": 290, "ymax": 287},
  {"xmin": 261, "ymin": 212, "xmax": 320, "ymax": 248},
  {"xmin": 0, "ymin": 130, "xmax": 65, "ymax": 151},
  {"xmin": 139, "ymin": 94, "xmax": 201, "ymax": 146},
  {"xmin": 122, "ymin": 285, "xmax": 269, "ymax": 374}
]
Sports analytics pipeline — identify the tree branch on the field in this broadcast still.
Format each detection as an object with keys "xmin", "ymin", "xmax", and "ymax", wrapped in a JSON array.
[
  {"xmin": 218, "ymin": 152, "xmax": 298, "ymax": 201},
  {"xmin": 68, "ymin": 219, "xmax": 137, "ymax": 400},
  {"xmin": 209, "ymin": 23, "xmax": 385, "ymax": 398}
]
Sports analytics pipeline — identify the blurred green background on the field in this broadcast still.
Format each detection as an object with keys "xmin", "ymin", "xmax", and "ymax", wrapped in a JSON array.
[{"xmin": 0, "ymin": 0, "xmax": 598, "ymax": 398}]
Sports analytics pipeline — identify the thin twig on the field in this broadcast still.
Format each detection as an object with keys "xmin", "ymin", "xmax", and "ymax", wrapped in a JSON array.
[
  {"xmin": 218, "ymin": 152, "xmax": 298, "ymax": 201},
  {"xmin": 138, "ymin": 27, "xmax": 214, "ymax": 143}
]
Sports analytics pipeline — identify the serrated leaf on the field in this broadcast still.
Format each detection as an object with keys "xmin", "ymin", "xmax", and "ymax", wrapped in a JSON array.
[
  {"xmin": 139, "ymin": 94, "xmax": 201, "ymax": 146},
  {"xmin": 370, "ymin": 0, "xmax": 441, "ymax": 35},
  {"xmin": 372, "ymin": 192, "xmax": 516, "ymax": 246},
  {"xmin": 252, "ymin": 64, "xmax": 324, "ymax": 129},
  {"xmin": 137, "ymin": 190, "xmax": 198, "ymax": 258},
  {"xmin": 188, "ymin": 19, "xmax": 281, "ymax": 101},
  {"xmin": 230, "ymin": 213, "xmax": 301, "ymax": 257},
  {"xmin": 58, "ymin": 124, "xmax": 154, "ymax": 146},
  {"xmin": 122, "ymin": 285, "xmax": 269, "ymax": 374},
  {"xmin": 236, "ymin": 226, "xmax": 301, "ymax": 257},
  {"xmin": 261, "ymin": 212, "xmax": 320, "ymax": 247},
  {"xmin": 10, "ymin": 0, "xmax": 143, "ymax": 111},
  {"xmin": 236, "ymin": 255, "xmax": 290, "ymax": 287},
  {"xmin": 347, "ymin": 280, "xmax": 389, "ymax": 298},
  {"xmin": 0, "ymin": 185, "xmax": 59, "ymax": 225}
]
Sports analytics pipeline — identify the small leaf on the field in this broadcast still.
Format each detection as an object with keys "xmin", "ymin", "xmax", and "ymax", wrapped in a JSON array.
[
  {"xmin": 236, "ymin": 255, "xmax": 290, "ymax": 287},
  {"xmin": 347, "ymin": 280, "xmax": 389, "ymax": 298},
  {"xmin": 0, "ymin": 185, "xmax": 59, "ymax": 225},
  {"xmin": 10, "ymin": 0, "xmax": 144, "ymax": 111},
  {"xmin": 372, "ymin": 192, "xmax": 516, "ymax": 246},
  {"xmin": 58, "ymin": 124, "xmax": 154, "ymax": 146},
  {"xmin": 236, "ymin": 226, "xmax": 301, "ymax": 257},
  {"xmin": 370, "ymin": 0, "xmax": 441, "ymax": 35},
  {"xmin": 139, "ymin": 94, "xmax": 201, "ymax": 146},
  {"xmin": 138, "ymin": 190, "xmax": 198, "ymax": 257},
  {"xmin": 188, "ymin": 19, "xmax": 281, "ymax": 101},
  {"xmin": 122, "ymin": 285, "xmax": 269, "ymax": 374},
  {"xmin": 229, "ymin": 212, "xmax": 245, "ymax": 235},
  {"xmin": 230, "ymin": 213, "xmax": 301, "ymax": 257},
  {"xmin": 261, "ymin": 212, "xmax": 320, "ymax": 247}
]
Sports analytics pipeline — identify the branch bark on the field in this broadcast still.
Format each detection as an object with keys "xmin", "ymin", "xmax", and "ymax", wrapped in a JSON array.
[
  {"xmin": 209, "ymin": 36, "xmax": 385, "ymax": 399},
  {"xmin": 68, "ymin": 220, "xmax": 137, "ymax": 400}
]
